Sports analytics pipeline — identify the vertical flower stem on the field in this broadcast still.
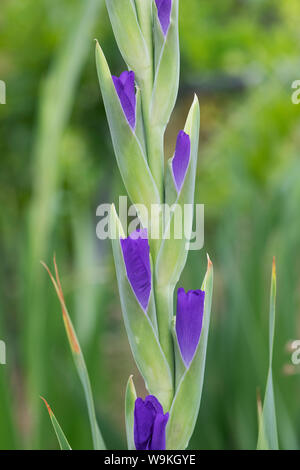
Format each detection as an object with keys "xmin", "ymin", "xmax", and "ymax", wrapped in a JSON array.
[
  {"xmin": 134, "ymin": 0, "xmax": 153, "ymax": 58},
  {"xmin": 137, "ymin": 68, "xmax": 165, "ymax": 204},
  {"xmin": 135, "ymin": 0, "xmax": 164, "ymax": 200},
  {"xmin": 146, "ymin": 123, "xmax": 165, "ymax": 203},
  {"xmin": 137, "ymin": 69, "xmax": 165, "ymax": 260},
  {"xmin": 154, "ymin": 282, "xmax": 175, "ymax": 385}
]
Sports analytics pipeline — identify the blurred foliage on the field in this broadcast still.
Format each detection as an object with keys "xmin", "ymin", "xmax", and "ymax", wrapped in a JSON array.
[{"xmin": 0, "ymin": 0, "xmax": 300, "ymax": 450}]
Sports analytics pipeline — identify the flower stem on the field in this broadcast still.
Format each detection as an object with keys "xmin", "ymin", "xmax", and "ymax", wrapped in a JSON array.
[{"xmin": 154, "ymin": 282, "xmax": 175, "ymax": 385}]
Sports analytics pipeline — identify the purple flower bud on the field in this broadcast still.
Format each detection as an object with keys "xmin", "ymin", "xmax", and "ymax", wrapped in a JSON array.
[
  {"xmin": 112, "ymin": 71, "xmax": 136, "ymax": 130},
  {"xmin": 172, "ymin": 130, "xmax": 191, "ymax": 193},
  {"xmin": 134, "ymin": 395, "xmax": 169, "ymax": 450},
  {"xmin": 120, "ymin": 229, "xmax": 151, "ymax": 311},
  {"xmin": 155, "ymin": 0, "xmax": 172, "ymax": 36},
  {"xmin": 175, "ymin": 288, "xmax": 205, "ymax": 367}
]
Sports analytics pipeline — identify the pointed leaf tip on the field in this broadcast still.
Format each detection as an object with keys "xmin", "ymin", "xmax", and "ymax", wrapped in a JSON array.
[
  {"xmin": 41, "ymin": 259, "xmax": 80, "ymax": 355},
  {"xmin": 207, "ymin": 254, "xmax": 213, "ymax": 269},
  {"xmin": 125, "ymin": 375, "xmax": 137, "ymax": 450},
  {"xmin": 272, "ymin": 256, "xmax": 276, "ymax": 279},
  {"xmin": 256, "ymin": 388, "xmax": 262, "ymax": 413},
  {"xmin": 192, "ymin": 93, "xmax": 199, "ymax": 107},
  {"xmin": 40, "ymin": 396, "xmax": 53, "ymax": 417},
  {"xmin": 40, "ymin": 396, "xmax": 72, "ymax": 450},
  {"xmin": 129, "ymin": 374, "xmax": 134, "ymax": 384}
]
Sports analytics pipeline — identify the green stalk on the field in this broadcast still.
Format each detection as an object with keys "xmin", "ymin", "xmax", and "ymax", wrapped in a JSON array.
[
  {"xmin": 146, "ymin": 122, "xmax": 165, "ymax": 203},
  {"xmin": 154, "ymin": 282, "xmax": 175, "ymax": 384},
  {"xmin": 139, "ymin": 73, "xmax": 165, "ymax": 202},
  {"xmin": 135, "ymin": 20, "xmax": 165, "ymax": 203},
  {"xmin": 134, "ymin": 0, "xmax": 153, "ymax": 58},
  {"xmin": 138, "ymin": 69, "xmax": 165, "ymax": 253}
]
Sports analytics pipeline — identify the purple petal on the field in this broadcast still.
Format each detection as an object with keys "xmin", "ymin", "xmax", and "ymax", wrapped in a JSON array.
[
  {"xmin": 120, "ymin": 229, "xmax": 151, "ymax": 311},
  {"xmin": 134, "ymin": 395, "xmax": 168, "ymax": 451},
  {"xmin": 172, "ymin": 130, "xmax": 191, "ymax": 193},
  {"xmin": 148, "ymin": 412, "xmax": 169, "ymax": 450},
  {"xmin": 175, "ymin": 288, "xmax": 205, "ymax": 366},
  {"xmin": 144, "ymin": 395, "xmax": 164, "ymax": 415},
  {"xmin": 155, "ymin": 0, "xmax": 172, "ymax": 36},
  {"xmin": 134, "ymin": 397, "xmax": 156, "ymax": 450},
  {"xmin": 112, "ymin": 71, "xmax": 136, "ymax": 129}
]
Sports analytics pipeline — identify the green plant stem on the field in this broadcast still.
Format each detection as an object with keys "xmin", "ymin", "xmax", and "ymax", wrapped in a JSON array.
[
  {"xmin": 146, "ymin": 123, "xmax": 165, "ymax": 203},
  {"xmin": 138, "ymin": 69, "xmax": 165, "ymax": 204},
  {"xmin": 154, "ymin": 282, "xmax": 175, "ymax": 392}
]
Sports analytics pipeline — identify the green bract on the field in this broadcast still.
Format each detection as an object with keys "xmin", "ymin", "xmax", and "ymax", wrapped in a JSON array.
[
  {"xmin": 125, "ymin": 376, "xmax": 137, "ymax": 451},
  {"xmin": 105, "ymin": 0, "xmax": 152, "ymax": 77},
  {"xmin": 150, "ymin": 0, "xmax": 180, "ymax": 128},
  {"xmin": 166, "ymin": 258, "xmax": 213, "ymax": 449},
  {"xmin": 156, "ymin": 95, "xmax": 200, "ymax": 288},
  {"xmin": 95, "ymin": 42, "xmax": 160, "ymax": 228}
]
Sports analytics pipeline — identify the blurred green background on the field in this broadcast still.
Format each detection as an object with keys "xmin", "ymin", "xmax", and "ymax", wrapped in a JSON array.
[{"xmin": 0, "ymin": 0, "xmax": 300, "ymax": 450}]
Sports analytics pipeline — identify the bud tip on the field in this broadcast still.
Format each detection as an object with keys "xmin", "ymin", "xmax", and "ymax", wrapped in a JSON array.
[{"xmin": 207, "ymin": 253, "xmax": 213, "ymax": 269}]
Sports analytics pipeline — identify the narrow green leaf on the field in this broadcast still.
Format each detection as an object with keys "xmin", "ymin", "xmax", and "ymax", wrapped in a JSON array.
[
  {"xmin": 257, "ymin": 258, "xmax": 279, "ymax": 450},
  {"xmin": 42, "ymin": 259, "xmax": 106, "ymax": 450},
  {"xmin": 166, "ymin": 256, "xmax": 213, "ymax": 450},
  {"xmin": 41, "ymin": 397, "xmax": 72, "ymax": 450},
  {"xmin": 125, "ymin": 376, "xmax": 137, "ymax": 450},
  {"xmin": 110, "ymin": 205, "xmax": 174, "ymax": 411}
]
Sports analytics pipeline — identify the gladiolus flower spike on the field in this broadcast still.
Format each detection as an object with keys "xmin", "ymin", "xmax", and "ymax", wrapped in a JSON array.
[{"xmin": 95, "ymin": 0, "xmax": 213, "ymax": 452}]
